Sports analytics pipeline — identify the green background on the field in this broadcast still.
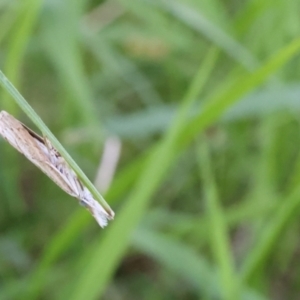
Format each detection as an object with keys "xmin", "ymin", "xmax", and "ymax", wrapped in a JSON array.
[{"xmin": 1, "ymin": 0, "xmax": 300, "ymax": 299}]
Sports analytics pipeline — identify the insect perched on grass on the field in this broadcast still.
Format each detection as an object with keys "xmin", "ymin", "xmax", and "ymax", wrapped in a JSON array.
[{"xmin": 0, "ymin": 111, "xmax": 114, "ymax": 227}]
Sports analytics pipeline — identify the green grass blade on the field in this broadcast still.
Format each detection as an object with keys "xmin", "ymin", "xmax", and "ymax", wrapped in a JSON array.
[
  {"xmin": 179, "ymin": 38, "xmax": 300, "ymax": 148},
  {"xmin": 241, "ymin": 185, "xmax": 300, "ymax": 283},
  {"xmin": 197, "ymin": 138, "xmax": 239, "ymax": 300},
  {"xmin": 41, "ymin": 0, "xmax": 98, "ymax": 124},
  {"xmin": 2, "ymin": 0, "xmax": 43, "ymax": 112},
  {"xmin": 67, "ymin": 48, "xmax": 219, "ymax": 300}
]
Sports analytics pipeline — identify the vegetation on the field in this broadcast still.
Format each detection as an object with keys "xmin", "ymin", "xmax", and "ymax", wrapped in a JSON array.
[{"xmin": 1, "ymin": 0, "xmax": 300, "ymax": 299}]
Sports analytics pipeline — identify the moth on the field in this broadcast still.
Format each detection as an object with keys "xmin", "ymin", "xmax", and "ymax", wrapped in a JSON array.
[{"xmin": 0, "ymin": 111, "xmax": 114, "ymax": 227}]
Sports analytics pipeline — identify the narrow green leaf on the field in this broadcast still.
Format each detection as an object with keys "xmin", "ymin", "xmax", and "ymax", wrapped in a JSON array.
[
  {"xmin": 241, "ymin": 186, "xmax": 300, "ymax": 283},
  {"xmin": 68, "ymin": 48, "xmax": 219, "ymax": 300},
  {"xmin": 197, "ymin": 138, "xmax": 239, "ymax": 300}
]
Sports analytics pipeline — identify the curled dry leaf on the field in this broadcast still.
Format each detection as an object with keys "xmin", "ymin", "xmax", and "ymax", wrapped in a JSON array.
[{"xmin": 0, "ymin": 111, "xmax": 114, "ymax": 227}]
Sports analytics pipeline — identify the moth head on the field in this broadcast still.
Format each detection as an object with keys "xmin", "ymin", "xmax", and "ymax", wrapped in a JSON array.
[{"xmin": 79, "ymin": 198, "xmax": 113, "ymax": 228}]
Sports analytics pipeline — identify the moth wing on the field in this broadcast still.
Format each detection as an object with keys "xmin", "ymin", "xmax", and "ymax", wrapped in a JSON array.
[
  {"xmin": 43, "ymin": 162, "xmax": 78, "ymax": 197},
  {"xmin": 0, "ymin": 111, "xmax": 113, "ymax": 227},
  {"xmin": 0, "ymin": 111, "xmax": 75, "ymax": 196},
  {"xmin": 0, "ymin": 111, "xmax": 49, "ymax": 165},
  {"xmin": 41, "ymin": 137, "xmax": 83, "ymax": 197}
]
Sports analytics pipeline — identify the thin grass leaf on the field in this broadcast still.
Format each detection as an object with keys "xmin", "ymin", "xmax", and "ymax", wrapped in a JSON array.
[
  {"xmin": 67, "ymin": 47, "xmax": 219, "ymax": 300},
  {"xmin": 241, "ymin": 185, "xmax": 300, "ymax": 283},
  {"xmin": 2, "ymin": 0, "xmax": 43, "ymax": 112},
  {"xmin": 179, "ymin": 38, "xmax": 300, "ymax": 148},
  {"xmin": 41, "ymin": 0, "xmax": 98, "ymax": 124},
  {"xmin": 0, "ymin": 2, "xmax": 20, "ymax": 45},
  {"xmin": 197, "ymin": 138, "xmax": 239, "ymax": 300}
]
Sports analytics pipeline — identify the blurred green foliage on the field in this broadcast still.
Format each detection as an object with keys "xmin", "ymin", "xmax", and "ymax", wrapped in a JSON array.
[{"xmin": 1, "ymin": 0, "xmax": 300, "ymax": 299}]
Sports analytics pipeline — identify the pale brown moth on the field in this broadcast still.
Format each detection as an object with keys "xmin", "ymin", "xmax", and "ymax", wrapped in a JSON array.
[{"xmin": 0, "ymin": 111, "xmax": 114, "ymax": 227}]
